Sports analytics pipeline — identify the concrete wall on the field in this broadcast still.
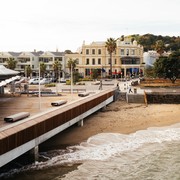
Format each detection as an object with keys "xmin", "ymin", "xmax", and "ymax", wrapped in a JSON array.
[{"xmin": 146, "ymin": 93, "xmax": 180, "ymax": 104}]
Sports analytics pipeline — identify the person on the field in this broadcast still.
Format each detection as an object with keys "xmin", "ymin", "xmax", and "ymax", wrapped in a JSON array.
[
  {"xmin": 99, "ymin": 80, "xmax": 102, "ymax": 90},
  {"xmin": 128, "ymin": 85, "xmax": 133, "ymax": 93},
  {"xmin": 117, "ymin": 82, "xmax": 120, "ymax": 91}
]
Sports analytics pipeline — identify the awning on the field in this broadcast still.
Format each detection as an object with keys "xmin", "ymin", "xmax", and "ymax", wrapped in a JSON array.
[
  {"xmin": 0, "ymin": 65, "xmax": 19, "ymax": 75},
  {"xmin": 0, "ymin": 65, "xmax": 20, "ymax": 81}
]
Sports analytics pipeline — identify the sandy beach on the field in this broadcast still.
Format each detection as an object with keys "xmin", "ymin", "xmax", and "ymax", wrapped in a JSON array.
[{"xmin": 40, "ymin": 100, "xmax": 180, "ymax": 150}]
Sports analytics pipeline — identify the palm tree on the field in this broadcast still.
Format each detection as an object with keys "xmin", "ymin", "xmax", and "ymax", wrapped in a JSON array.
[
  {"xmin": 67, "ymin": 58, "xmax": 78, "ymax": 72},
  {"xmin": 25, "ymin": 65, "xmax": 32, "ymax": 78},
  {"xmin": 40, "ymin": 62, "xmax": 46, "ymax": 77},
  {"xmin": 105, "ymin": 38, "xmax": 117, "ymax": 78},
  {"xmin": 67, "ymin": 58, "xmax": 79, "ymax": 84},
  {"xmin": 53, "ymin": 60, "xmax": 62, "ymax": 80},
  {"xmin": 6, "ymin": 58, "xmax": 17, "ymax": 70}
]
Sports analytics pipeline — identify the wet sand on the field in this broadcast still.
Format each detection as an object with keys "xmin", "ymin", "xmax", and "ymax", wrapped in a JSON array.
[{"xmin": 40, "ymin": 100, "xmax": 180, "ymax": 150}]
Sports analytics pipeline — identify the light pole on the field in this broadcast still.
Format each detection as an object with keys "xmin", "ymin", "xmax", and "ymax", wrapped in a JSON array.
[
  {"xmin": 70, "ymin": 64, "xmax": 73, "ymax": 96},
  {"xmin": 38, "ymin": 64, "xmax": 41, "ymax": 110}
]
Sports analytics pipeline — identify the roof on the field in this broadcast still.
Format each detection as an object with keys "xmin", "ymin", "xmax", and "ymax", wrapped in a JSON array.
[
  {"xmin": 0, "ymin": 65, "xmax": 19, "ymax": 76},
  {"xmin": 31, "ymin": 51, "xmax": 44, "ymax": 56},
  {"xmin": 50, "ymin": 51, "xmax": 65, "ymax": 56},
  {"xmin": 8, "ymin": 52, "xmax": 21, "ymax": 57}
]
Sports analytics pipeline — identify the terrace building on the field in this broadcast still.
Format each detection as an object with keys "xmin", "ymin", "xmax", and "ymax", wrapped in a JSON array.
[
  {"xmin": 16, "ymin": 51, "xmax": 42, "ymax": 77},
  {"xmin": 39, "ymin": 51, "xmax": 65, "ymax": 78},
  {"xmin": 66, "ymin": 37, "xmax": 144, "ymax": 78},
  {"xmin": 0, "ymin": 36, "xmax": 144, "ymax": 79}
]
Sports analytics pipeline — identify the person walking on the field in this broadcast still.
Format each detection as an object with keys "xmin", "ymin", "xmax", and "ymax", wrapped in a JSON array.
[
  {"xmin": 128, "ymin": 85, "xmax": 133, "ymax": 93},
  {"xmin": 99, "ymin": 80, "xmax": 103, "ymax": 90}
]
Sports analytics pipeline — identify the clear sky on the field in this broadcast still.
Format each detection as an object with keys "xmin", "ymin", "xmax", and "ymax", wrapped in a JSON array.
[{"xmin": 0, "ymin": 0, "xmax": 179, "ymax": 52}]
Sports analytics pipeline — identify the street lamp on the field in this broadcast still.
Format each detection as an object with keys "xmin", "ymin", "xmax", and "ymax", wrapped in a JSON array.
[
  {"xmin": 70, "ymin": 64, "xmax": 73, "ymax": 96},
  {"xmin": 38, "ymin": 64, "xmax": 41, "ymax": 110}
]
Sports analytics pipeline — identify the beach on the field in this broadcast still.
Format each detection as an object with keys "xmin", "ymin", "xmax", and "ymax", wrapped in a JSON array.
[
  {"xmin": 40, "ymin": 100, "xmax": 180, "ymax": 150},
  {"xmin": 1, "ymin": 97, "xmax": 180, "ymax": 180}
]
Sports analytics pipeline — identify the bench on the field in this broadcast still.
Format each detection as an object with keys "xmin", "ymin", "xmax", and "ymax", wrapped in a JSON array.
[
  {"xmin": 78, "ymin": 92, "xmax": 90, "ymax": 97},
  {"xmin": 51, "ymin": 100, "xmax": 67, "ymax": 106},
  {"xmin": 4, "ymin": 112, "xmax": 30, "ymax": 122}
]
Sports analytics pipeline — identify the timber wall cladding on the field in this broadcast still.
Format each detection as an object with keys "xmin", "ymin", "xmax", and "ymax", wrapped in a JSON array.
[{"xmin": 0, "ymin": 91, "xmax": 114, "ymax": 155}]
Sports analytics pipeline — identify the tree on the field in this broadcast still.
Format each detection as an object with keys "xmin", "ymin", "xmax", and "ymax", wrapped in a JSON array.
[
  {"xmin": 144, "ymin": 67, "xmax": 155, "ymax": 78},
  {"xmin": 67, "ymin": 58, "xmax": 78, "ymax": 84},
  {"xmin": 105, "ymin": 38, "xmax": 117, "ymax": 78},
  {"xmin": 153, "ymin": 51, "xmax": 180, "ymax": 83},
  {"xmin": 67, "ymin": 58, "xmax": 78, "ymax": 72},
  {"xmin": 91, "ymin": 69, "xmax": 99, "ymax": 80},
  {"xmin": 53, "ymin": 60, "xmax": 62, "ymax": 79},
  {"xmin": 40, "ymin": 62, "xmax": 46, "ymax": 77},
  {"xmin": 25, "ymin": 65, "xmax": 32, "ymax": 77},
  {"xmin": 6, "ymin": 58, "xmax": 17, "ymax": 70},
  {"xmin": 155, "ymin": 40, "xmax": 165, "ymax": 56},
  {"xmin": 64, "ymin": 50, "xmax": 73, "ymax": 54}
]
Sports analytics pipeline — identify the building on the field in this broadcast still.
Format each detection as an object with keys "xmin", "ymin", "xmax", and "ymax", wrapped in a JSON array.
[
  {"xmin": 143, "ymin": 50, "xmax": 159, "ymax": 68},
  {"xmin": 66, "ymin": 37, "xmax": 144, "ymax": 78},
  {"xmin": 0, "ymin": 36, "xmax": 144, "ymax": 79},
  {"xmin": 0, "ymin": 50, "xmax": 66, "ymax": 78},
  {"xmin": 39, "ymin": 51, "xmax": 65, "ymax": 78},
  {"xmin": 16, "ymin": 51, "xmax": 42, "ymax": 76}
]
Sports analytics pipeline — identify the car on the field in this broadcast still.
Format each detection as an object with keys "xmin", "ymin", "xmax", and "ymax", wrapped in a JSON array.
[
  {"xmin": 28, "ymin": 78, "xmax": 42, "ymax": 84},
  {"xmin": 40, "ymin": 78, "xmax": 52, "ymax": 84},
  {"xmin": 51, "ymin": 77, "xmax": 58, "ymax": 83},
  {"xmin": 28, "ymin": 78, "xmax": 39, "ymax": 84}
]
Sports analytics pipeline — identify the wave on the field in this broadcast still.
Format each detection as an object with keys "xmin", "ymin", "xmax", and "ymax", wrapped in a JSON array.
[{"xmin": 1, "ymin": 123, "xmax": 180, "ymax": 178}]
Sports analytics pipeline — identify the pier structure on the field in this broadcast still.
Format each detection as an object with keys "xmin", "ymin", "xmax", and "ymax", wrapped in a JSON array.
[{"xmin": 0, "ymin": 88, "xmax": 117, "ymax": 167}]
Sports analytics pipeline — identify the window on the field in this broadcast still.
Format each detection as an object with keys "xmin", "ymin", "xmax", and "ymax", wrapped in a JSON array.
[
  {"xmin": 126, "ymin": 49, "xmax": 129, "ymax": 56},
  {"xmin": 85, "ymin": 69, "xmax": 91, "ymax": 76},
  {"xmin": 98, "ymin": 49, "xmax": 101, "ymax": 54},
  {"xmin": 121, "ymin": 49, "xmax": 124, "ymax": 55},
  {"xmin": 86, "ymin": 58, "xmax": 89, "ymax": 65},
  {"xmin": 92, "ymin": 49, "xmax": 95, "ymax": 54},
  {"xmin": 121, "ymin": 58, "xmax": 140, "ymax": 64},
  {"xmin": 108, "ymin": 58, "xmax": 111, "ymax": 64},
  {"xmin": 76, "ymin": 59, "xmax": 79, "ymax": 64},
  {"xmin": 98, "ymin": 58, "xmax": 101, "ymax": 64},
  {"xmin": 86, "ymin": 49, "xmax": 89, "ymax": 54},
  {"xmin": 92, "ymin": 58, "xmax": 95, "ymax": 65},
  {"xmin": 114, "ymin": 59, "xmax": 117, "ymax": 64},
  {"xmin": 131, "ymin": 49, "xmax": 135, "ymax": 55}
]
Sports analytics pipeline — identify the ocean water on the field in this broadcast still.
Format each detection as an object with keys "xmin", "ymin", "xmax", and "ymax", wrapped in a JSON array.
[{"xmin": 1, "ymin": 123, "xmax": 180, "ymax": 180}]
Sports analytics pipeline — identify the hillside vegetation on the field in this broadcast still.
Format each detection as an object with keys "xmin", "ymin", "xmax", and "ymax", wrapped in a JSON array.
[{"xmin": 129, "ymin": 34, "xmax": 180, "ymax": 52}]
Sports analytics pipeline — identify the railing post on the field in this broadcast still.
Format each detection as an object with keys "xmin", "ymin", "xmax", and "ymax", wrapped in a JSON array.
[
  {"xmin": 78, "ymin": 119, "xmax": 84, "ymax": 127},
  {"xmin": 29, "ymin": 145, "xmax": 39, "ymax": 162}
]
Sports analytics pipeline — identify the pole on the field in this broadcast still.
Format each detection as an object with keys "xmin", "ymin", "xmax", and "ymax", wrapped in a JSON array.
[
  {"xmin": 38, "ymin": 64, "xmax": 41, "ymax": 110},
  {"xmin": 70, "ymin": 64, "xmax": 73, "ymax": 97}
]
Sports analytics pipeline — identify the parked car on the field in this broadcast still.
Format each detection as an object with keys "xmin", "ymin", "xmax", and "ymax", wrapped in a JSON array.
[
  {"xmin": 40, "ymin": 78, "xmax": 52, "ymax": 85},
  {"xmin": 51, "ymin": 77, "xmax": 58, "ymax": 83},
  {"xmin": 28, "ymin": 78, "xmax": 42, "ymax": 85}
]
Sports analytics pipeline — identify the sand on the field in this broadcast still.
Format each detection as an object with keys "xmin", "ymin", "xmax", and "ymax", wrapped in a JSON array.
[{"xmin": 40, "ymin": 100, "xmax": 180, "ymax": 150}]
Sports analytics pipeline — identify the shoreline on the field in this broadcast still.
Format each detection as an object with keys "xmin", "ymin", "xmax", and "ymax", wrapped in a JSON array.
[{"xmin": 40, "ymin": 100, "xmax": 180, "ymax": 151}]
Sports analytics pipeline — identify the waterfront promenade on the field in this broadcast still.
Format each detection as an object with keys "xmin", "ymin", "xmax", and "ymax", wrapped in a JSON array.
[{"xmin": 0, "ymin": 80, "xmax": 119, "ymax": 128}]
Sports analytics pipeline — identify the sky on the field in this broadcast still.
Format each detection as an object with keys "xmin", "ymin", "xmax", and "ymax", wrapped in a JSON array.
[{"xmin": 0, "ymin": 0, "xmax": 179, "ymax": 52}]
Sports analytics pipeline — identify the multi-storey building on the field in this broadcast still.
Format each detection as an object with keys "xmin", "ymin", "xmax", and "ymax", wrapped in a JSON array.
[
  {"xmin": 0, "ymin": 52, "xmax": 20, "ymax": 66},
  {"xmin": 66, "ymin": 37, "xmax": 144, "ymax": 78},
  {"xmin": 39, "ymin": 51, "xmax": 65, "ymax": 77},
  {"xmin": 143, "ymin": 50, "xmax": 159, "ymax": 68},
  {"xmin": 0, "ymin": 50, "xmax": 65, "ymax": 78},
  {"xmin": 16, "ymin": 51, "xmax": 42, "ymax": 76},
  {"xmin": 0, "ymin": 36, "xmax": 144, "ymax": 79}
]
